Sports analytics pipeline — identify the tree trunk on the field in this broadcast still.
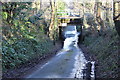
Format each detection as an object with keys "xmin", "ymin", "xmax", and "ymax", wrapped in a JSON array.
[
  {"xmin": 113, "ymin": 1, "xmax": 120, "ymax": 37},
  {"xmin": 49, "ymin": 0, "xmax": 56, "ymax": 40}
]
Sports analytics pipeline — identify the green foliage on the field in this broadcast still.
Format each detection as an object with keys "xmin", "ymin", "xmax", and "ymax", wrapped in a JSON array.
[
  {"xmin": 2, "ymin": 12, "xmax": 8, "ymax": 20},
  {"xmin": 2, "ymin": 36, "xmax": 54, "ymax": 71},
  {"xmin": 2, "ymin": 2, "xmax": 55, "ymax": 73},
  {"xmin": 57, "ymin": 0, "xmax": 66, "ymax": 16}
]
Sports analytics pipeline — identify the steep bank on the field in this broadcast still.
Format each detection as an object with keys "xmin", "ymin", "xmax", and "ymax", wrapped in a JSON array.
[
  {"xmin": 1, "ymin": 2, "xmax": 62, "ymax": 78},
  {"xmin": 2, "ymin": 32, "xmax": 62, "ymax": 78},
  {"xmin": 80, "ymin": 28, "xmax": 119, "ymax": 78}
]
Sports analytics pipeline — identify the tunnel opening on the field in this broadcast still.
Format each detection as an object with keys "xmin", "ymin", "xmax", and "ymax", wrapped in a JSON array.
[{"xmin": 58, "ymin": 18, "xmax": 83, "ymax": 46}]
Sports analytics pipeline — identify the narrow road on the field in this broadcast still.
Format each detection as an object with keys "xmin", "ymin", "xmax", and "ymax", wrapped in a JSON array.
[
  {"xmin": 26, "ymin": 25, "xmax": 95, "ymax": 79},
  {"xmin": 27, "ymin": 46, "xmax": 86, "ymax": 78}
]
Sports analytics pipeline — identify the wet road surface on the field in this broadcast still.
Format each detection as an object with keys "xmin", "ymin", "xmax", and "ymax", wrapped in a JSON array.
[
  {"xmin": 26, "ymin": 25, "xmax": 95, "ymax": 79},
  {"xmin": 27, "ymin": 46, "xmax": 87, "ymax": 78}
]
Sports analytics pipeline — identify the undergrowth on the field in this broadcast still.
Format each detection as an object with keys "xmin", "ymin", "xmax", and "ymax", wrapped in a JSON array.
[{"xmin": 83, "ymin": 28, "xmax": 119, "ymax": 78}]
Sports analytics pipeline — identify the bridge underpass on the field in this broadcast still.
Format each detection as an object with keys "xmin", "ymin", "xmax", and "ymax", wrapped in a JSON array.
[
  {"xmin": 25, "ymin": 14, "xmax": 95, "ymax": 79},
  {"xmin": 58, "ymin": 16, "xmax": 83, "ymax": 45},
  {"xmin": 26, "ymin": 16, "xmax": 95, "ymax": 79}
]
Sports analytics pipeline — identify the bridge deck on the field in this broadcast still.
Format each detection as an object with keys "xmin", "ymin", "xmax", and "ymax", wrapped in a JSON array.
[
  {"xmin": 58, "ymin": 16, "xmax": 81, "ymax": 19},
  {"xmin": 58, "ymin": 16, "xmax": 83, "ymax": 26}
]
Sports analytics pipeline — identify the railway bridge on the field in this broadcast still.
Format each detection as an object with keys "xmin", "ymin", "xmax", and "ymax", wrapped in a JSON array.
[{"xmin": 57, "ymin": 15, "xmax": 84, "ymax": 44}]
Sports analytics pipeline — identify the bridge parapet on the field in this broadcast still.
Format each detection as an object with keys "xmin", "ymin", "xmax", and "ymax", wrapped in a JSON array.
[{"xmin": 58, "ymin": 16, "xmax": 83, "ymax": 26}]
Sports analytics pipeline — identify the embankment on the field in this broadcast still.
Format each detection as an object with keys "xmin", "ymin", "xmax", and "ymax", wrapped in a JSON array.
[{"xmin": 80, "ymin": 28, "xmax": 119, "ymax": 78}]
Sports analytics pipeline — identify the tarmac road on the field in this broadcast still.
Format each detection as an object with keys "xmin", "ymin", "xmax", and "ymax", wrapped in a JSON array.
[{"xmin": 26, "ymin": 25, "xmax": 87, "ymax": 78}]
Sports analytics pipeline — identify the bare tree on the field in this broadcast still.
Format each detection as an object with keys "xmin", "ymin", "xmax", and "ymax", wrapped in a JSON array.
[{"xmin": 49, "ymin": 0, "xmax": 56, "ymax": 40}]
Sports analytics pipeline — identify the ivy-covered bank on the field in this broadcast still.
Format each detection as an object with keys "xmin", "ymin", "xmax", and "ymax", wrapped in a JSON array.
[
  {"xmin": 2, "ymin": 34, "xmax": 55, "ymax": 71},
  {"xmin": 1, "ymin": 2, "xmax": 61, "ymax": 77}
]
